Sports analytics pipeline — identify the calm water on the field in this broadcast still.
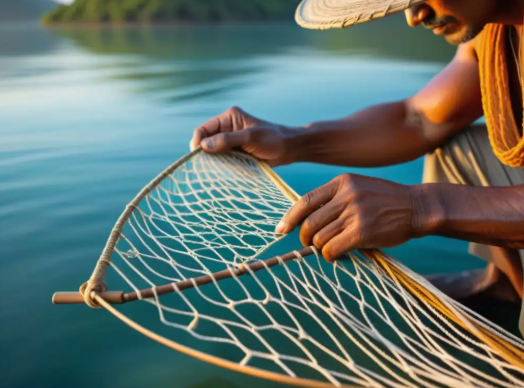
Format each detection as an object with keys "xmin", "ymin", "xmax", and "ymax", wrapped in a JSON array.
[{"xmin": 0, "ymin": 20, "xmax": 512, "ymax": 388}]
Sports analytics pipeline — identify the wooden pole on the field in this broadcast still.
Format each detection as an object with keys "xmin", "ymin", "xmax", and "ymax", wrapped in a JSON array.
[{"xmin": 52, "ymin": 247, "xmax": 315, "ymax": 305}]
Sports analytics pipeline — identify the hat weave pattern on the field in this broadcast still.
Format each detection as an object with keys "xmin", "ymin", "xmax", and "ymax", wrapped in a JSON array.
[{"xmin": 296, "ymin": 0, "xmax": 427, "ymax": 29}]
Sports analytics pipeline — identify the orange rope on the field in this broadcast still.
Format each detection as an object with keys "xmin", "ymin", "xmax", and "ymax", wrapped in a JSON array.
[{"xmin": 479, "ymin": 24, "xmax": 524, "ymax": 167}]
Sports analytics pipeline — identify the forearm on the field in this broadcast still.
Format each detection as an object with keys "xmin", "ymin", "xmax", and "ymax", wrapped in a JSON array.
[
  {"xmin": 285, "ymin": 100, "xmax": 439, "ymax": 167},
  {"xmin": 414, "ymin": 183, "xmax": 524, "ymax": 250}
]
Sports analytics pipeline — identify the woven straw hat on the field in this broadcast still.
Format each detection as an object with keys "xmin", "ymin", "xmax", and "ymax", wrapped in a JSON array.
[{"xmin": 296, "ymin": 0, "xmax": 427, "ymax": 30}]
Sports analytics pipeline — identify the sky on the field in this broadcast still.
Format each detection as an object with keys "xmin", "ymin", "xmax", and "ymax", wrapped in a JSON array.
[{"xmin": 54, "ymin": 0, "xmax": 73, "ymax": 4}]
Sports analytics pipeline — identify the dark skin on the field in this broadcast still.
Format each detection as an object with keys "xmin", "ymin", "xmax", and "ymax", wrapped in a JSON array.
[{"xmin": 190, "ymin": 0, "xmax": 524, "ymax": 266}]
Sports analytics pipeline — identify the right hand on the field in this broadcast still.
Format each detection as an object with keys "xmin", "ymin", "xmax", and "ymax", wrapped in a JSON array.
[{"xmin": 190, "ymin": 106, "xmax": 293, "ymax": 167}]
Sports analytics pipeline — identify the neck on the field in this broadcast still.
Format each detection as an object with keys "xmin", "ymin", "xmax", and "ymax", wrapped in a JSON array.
[{"xmin": 493, "ymin": 0, "xmax": 524, "ymax": 25}]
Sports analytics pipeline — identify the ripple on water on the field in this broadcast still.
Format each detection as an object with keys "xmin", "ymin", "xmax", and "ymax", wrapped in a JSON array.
[{"xmin": 0, "ymin": 23, "xmax": 483, "ymax": 388}]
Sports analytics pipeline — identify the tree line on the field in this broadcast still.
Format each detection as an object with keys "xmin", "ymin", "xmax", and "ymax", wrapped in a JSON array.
[{"xmin": 43, "ymin": 0, "xmax": 300, "ymax": 24}]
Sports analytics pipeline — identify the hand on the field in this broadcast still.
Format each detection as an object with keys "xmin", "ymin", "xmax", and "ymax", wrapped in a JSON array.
[
  {"xmin": 190, "ymin": 106, "xmax": 293, "ymax": 167},
  {"xmin": 275, "ymin": 174, "xmax": 433, "ymax": 262}
]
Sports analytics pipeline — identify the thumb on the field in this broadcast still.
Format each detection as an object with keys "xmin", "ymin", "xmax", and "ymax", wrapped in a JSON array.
[{"xmin": 201, "ymin": 130, "xmax": 251, "ymax": 153}]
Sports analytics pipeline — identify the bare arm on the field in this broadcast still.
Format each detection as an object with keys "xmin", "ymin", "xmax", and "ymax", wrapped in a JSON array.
[
  {"xmin": 287, "ymin": 42, "xmax": 484, "ymax": 167},
  {"xmin": 275, "ymin": 42, "xmax": 524, "ymax": 257},
  {"xmin": 191, "ymin": 40, "xmax": 524, "ymax": 257},
  {"xmin": 418, "ymin": 184, "xmax": 524, "ymax": 250},
  {"xmin": 190, "ymin": 42, "xmax": 482, "ymax": 169}
]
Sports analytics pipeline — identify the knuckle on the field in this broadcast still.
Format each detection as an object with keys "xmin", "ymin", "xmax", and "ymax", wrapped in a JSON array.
[
  {"xmin": 196, "ymin": 127, "xmax": 207, "ymax": 138},
  {"xmin": 218, "ymin": 114, "xmax": 232, "ymax": 131},
  {"xmin": 342, "ymin": 204, "xmax": 365, "ymax": 228},
  {"xmin": 349, "ymin": 226, "xmax": 363, "ymax": 248},
  {"xmin": 312, "ymin": 234, "xmax": 324, "ymax": 249},
  {"xmin": 341, "ymin": 215, "xmax": 352, "ymax": 230},
  {"xmin": 353, "ymin": 210, "xmax": 364, "ymax": 228},
  {"xmin": 227, "ymin": 106, "xmax": 242, "ymax": 115},
  {"xmin": 300, "ymin": 193, "xmax": 314, "ymax": 208},
  {"xmin": 337, "ymin": 173, "xmax": 350, "ymax": 184},
  {"xmin": 343, "ymin": 191, "xmax": 357, "ymax": 205},
  {"xmin": 341, "ymin": 215, "xmax": 363, "ymax": 247},
  {"xmin": 337, "ymin": 173, "xmax": 354, "ymax": 189},
  {"xmin": 216, "ymin": 132, "xmax": 228, "ymax": 144}
]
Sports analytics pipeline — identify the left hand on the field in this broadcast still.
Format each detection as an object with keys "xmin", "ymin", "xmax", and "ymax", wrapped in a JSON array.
[{"xmin": 275, "ymin": 174, "xmax": 422, "ymax": 262}]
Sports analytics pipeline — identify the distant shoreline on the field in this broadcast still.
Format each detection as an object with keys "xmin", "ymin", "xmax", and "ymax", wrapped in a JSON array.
[{"xmin": 41, "ymin": 20, "xmax": 296, "ymax": 29}]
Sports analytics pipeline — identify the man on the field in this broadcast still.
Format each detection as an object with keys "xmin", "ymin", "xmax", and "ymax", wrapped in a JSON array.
[{"xmin": 190, "ymin": 0, "xmax": 524, "ymax": 332}]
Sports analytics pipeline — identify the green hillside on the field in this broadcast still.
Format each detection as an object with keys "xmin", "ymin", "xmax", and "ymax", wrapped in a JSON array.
[{"xmin": 42, "ymin": 0, "xmax": 301, "ymax": 24}]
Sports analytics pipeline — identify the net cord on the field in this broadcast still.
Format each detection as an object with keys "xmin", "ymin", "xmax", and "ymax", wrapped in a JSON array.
[
  {"xmin": 78, "ymin": 147, "xmax": 524, "ymax": 377},
  {"xmin": 80, "ymin": 147, "xmax": 300, "ymax": 308},
  {"xmin": 94, "ymin": 293, "xmax": 357, "ymax": 388}
]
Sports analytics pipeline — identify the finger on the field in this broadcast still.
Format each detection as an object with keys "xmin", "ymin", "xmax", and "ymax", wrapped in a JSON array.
[
  {"xmin": 311, "ymin": 218, "xmax": 346, "ymax": 250},
  {"xmin": 276, "ymin": 180, "xmax": 338, "ymax": 234},
  {"xmin": 190, "ymin": 113, "xmax": 234, "ymax": 150},
  {"xmin": 299, "ymin": 201, "xmax": 344, "ymax": 247},
  {"xmin": 201, "ymin": 130, "xmax": 251, "ymax": 154},
  {"xmin": 190, "ymin": 120, "xmax": 219, "ymax": 150},
  {"xmin": 322, "ymin": 226, "xmax": 360, "ymax": 263}
]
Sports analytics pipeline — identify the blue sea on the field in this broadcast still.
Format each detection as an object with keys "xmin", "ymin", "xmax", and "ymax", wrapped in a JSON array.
[{"xmin": 0, "ymin": 20, "xmax": 509, "ymax": 388}]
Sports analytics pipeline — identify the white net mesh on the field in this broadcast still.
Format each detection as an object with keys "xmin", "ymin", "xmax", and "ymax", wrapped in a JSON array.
[{"xmin": 103, "ymin": 150, "xmax": 524, "ymax": 388}]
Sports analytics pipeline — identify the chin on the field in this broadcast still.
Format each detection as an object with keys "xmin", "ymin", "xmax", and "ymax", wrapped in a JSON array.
[
  {"xmin": 444, "ymin": 25, "xmax": 484, "ymax": 45},
  {"xmin": 443, "ymin": 34, "xmax": 465, "ymax": 45}
]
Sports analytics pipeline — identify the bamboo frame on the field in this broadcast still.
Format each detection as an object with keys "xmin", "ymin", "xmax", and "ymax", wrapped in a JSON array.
[
  {"xmin": 77, "ymin": 147, "xmax": 206, "ymax": 308},
  {"xmin": 95, "ymin": 294, "xmax": 359, "ymax": 388},
  {"xmin": 52, "ymin": 147, "xmax": 524, "ymax": 386}
]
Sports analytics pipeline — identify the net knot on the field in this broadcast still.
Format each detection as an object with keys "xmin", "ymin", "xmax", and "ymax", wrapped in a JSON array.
[
  {"xmin": 122, "ymin": 249, "xmax": 140, "ymax": 259},
  {"xmin": 236, "ymin": 263, "xmax": 247, "ymax": 274},
  {"xmin": 79, "ymin": 280, "xmax": 108, "ymax": 308},
  {"xmin": 293, "ymin": 250, "xmax": 305, "ymax": 262}
]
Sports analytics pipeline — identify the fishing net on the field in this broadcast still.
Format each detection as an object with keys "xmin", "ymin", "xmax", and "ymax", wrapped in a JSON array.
[{"xmin": 54, "ymin": 149, "xmax": 524, "ymax": 388}]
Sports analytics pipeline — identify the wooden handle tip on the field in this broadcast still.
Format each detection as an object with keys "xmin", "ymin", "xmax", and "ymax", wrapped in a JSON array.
[
  {"xmin": 52, "ymin": 291, "xmax": 126, "ymax": 305},
  {"xmin": 53, "ymin": 292, "xmax": 85, "ymax": 304}
]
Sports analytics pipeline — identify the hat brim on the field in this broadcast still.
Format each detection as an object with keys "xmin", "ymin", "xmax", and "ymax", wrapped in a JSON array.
[{"xmin": 295, "ymin": 0, "xmax": 427, "ymax": 30}]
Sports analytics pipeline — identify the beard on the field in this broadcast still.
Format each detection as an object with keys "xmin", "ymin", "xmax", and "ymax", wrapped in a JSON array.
[
  {"xmin": 446, "ymin": 24, "xmax": 485, "ymax": 45},
  {"xmin": 422, "ymin": 14, "xmax": 484, "ymax": 45}
]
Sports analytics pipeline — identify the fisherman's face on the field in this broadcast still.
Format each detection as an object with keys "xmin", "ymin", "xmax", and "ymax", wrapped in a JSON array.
[{"xmin": 405, "ymin": 0, "xmax": 497, "ymax": 44}]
